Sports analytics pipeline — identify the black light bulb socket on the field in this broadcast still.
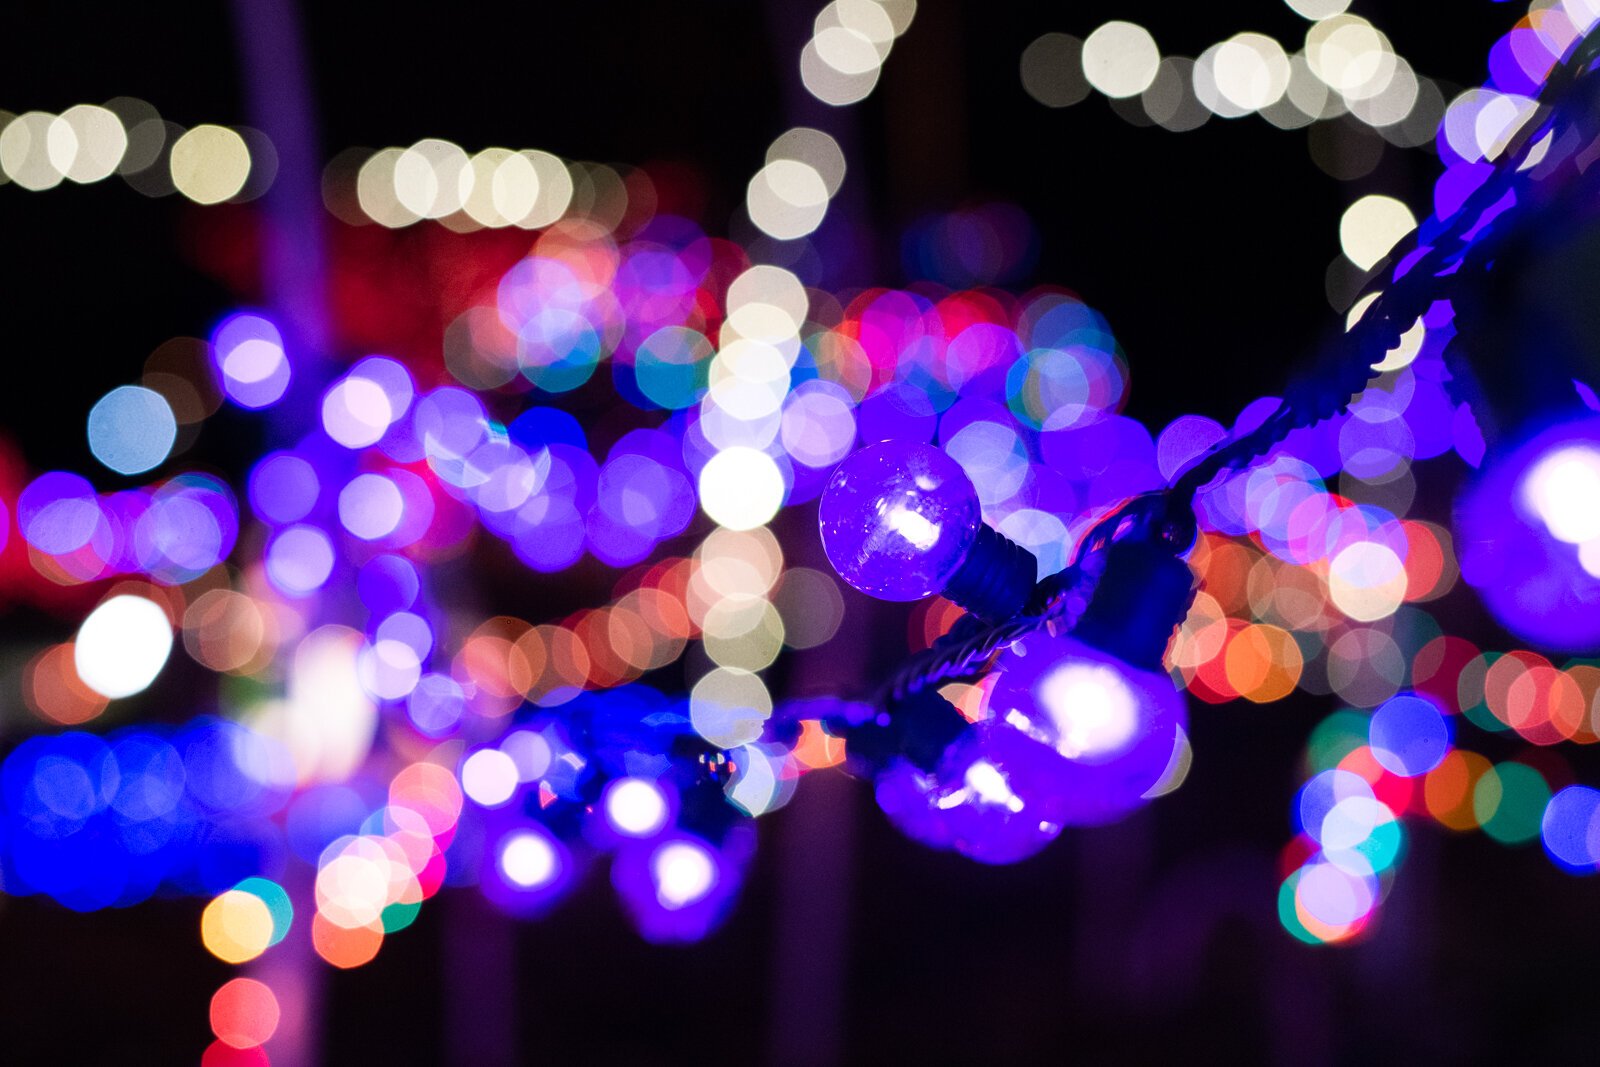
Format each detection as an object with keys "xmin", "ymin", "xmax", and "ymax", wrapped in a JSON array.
[
  {"xmin": 942, "ymin": 524, "xmax": 1038, "ymax": 624},
  {"xmin": 1072, "ymin": 538, "xmax": 1197, "ymax": 673},
  {"xmin": 831, "ymin": 686, "xmax": 969, "ymax": 775},
  {"xmin": 1446, "ymin": 168, "xmax": 1600, "ymax": 446}
]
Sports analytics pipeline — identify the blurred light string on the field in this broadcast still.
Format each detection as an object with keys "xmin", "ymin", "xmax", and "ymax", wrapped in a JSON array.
[{"xmin": 2, "ymin": 0, "xmax": 1600, "ymax": 969}]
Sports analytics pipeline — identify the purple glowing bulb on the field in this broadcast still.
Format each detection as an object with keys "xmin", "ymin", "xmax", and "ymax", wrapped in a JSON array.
[
  {"xmin": 874, "ymin": 720, "xmax": 1067, "ymax": 865},
  {"xmin": 819, "ymin": 441, "xmax": 1036, "ymax": 621},
  {"xmin": 1456, "ymin": 413, "xmax": 1600, "ymax": 652},
  {"xmin": 479, "ymin": 821, "xmax": 579, "ymax": 919},
  {"xmin": 986, "ymin": 628, "xmax": 1187, "ymax": 827},
  {"xmin": 820, "ymin": 441, "xmax": 980, "ymax": 601},
  {"xmin": 610, "ymin": 829, "xmax": 752, "ymax": 943}
]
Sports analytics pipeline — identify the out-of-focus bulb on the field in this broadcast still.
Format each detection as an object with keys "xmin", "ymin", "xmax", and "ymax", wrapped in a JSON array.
[
  {"xmin": 611, "ymin": 829, "xmax": 752, "ymax": 944},
  {"xmin": 603, "ymin": 777, "xmax": 670, "ymax": 838},
  {"xmin": 500, "ymin": 829, "xmax": 560, "ymax": 889},
  {"xmin": 875, "ymin": 720, "xmax": 1068, "ymax": 865},
  {"xmin": 1457, "ymin": 413, "xmax": 1600, "ymax": 652},
  {"xmin": 1522, "ymin": 444, "xmax": 1600, "ymax": 544},
  {"xmin": 987, "ymin": 630, "xmax": 1187, "ymax": 826},
  {"xmin": 819, "ymin": 441, "xmax": 1037, "ymax": 622}
]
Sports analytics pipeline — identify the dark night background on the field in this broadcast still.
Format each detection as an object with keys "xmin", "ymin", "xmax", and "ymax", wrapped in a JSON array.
[{"xmin": 3, "ymin": 2, "xmax": 1597, "ymax": 1064}]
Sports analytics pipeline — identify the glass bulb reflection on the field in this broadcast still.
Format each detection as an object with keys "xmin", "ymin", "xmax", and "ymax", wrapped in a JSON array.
[
  {"xmin": 987, "ymin": 630, "xmax": 1187, "ymax": 826},
  {"xmin": 875, "ymin": 721, "xmax": 1066, "ymax": 865},
  {"xmin": 819, "ymin": 441, "xmax": 980, "ymax": 601}
]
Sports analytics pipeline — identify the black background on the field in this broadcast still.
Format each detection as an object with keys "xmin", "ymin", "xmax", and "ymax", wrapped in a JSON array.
[{"xmin": 5, "ymin": 2, "xmax": 1597, "ymax": 1064}]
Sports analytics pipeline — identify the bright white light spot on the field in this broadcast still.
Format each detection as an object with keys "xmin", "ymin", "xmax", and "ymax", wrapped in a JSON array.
[
  {"xmin": 52, "ymin": 105, "xmax": 127, "ymax": 183},
  {"xmin": 652, "ymin": 841, "xmax": 717, "ymax": 908},
  {"xmin": 699, "ymin": 447, "xmax": 784, "ymax": 530},
  {"xmin": 1523, "ymin": 446, "xmax": 1600, "ymax": 544},
  {"xmin": 489, "ymin": 150, "xmax": 540, "ymax": 224},
  {"xmin": 1033, "ymin": 661, "xmax": 1140, "ymax": 760},
  {"xmin": 1328, "ymin": 541, "xmax": 1407, "ymax": 621},
  {"xmin": 1371, "ymin": 317, "xmax": 1426, "ymax": 372},
  {"xmin": 766, "ymin": 127, "xmax": 846, "ymax": 196},
  {"xmin": 884, "ymin": 504, "xmax": 939, "ymax": 550},
  {"xmin": 249, "ymin": 625, "xmax": 378, "ymax": 786},
  {"xmin": 357, "ymin": 148, "xmax": 420, "ymax": 228},
  {"xmin": 515, "ymin": 150, "xmax": 574, "ymax": 229},
  {"xmin": 962, "ymin": 759, "xmax": 1025, "ymax": 813},
  {"xmin": 605, "ymin": 778, "xmax": 670, "ymax": 837},
  {"xmin": 170, "ymin": 125, "xmax": 251, "ymax": 205},
  {"xmin": 800, "ymin": 36, "xmax": 881, "ymax": 106},
  {"xmin": 500, "ymin": 831, "xmax": 559, "ymax": 889},
  {"xmin": 1296, "ymin": 859, "xmax": 1376, "ymax": 927},
  {"xmin": 1348, "ymin": 55, "xmax": 1419, "ymax": 128},
  {"xmin": 819, "ymin": 0, "xmax": 896, "ymax": 57},
  {"xmin": 75, "ymin": 595, "xmax": 173, "ymax": 699},
  {"xmin": 708, "ymin": 339, "xmax": 792, "ymax": 420},
  {"xmin": 725, "ymin": 264, "xmax": 808, "ymax": 343},
  {"xmin": 338, "ymin": 474, "xmax": 405, "ymax": 540},
  {"xmin": 727, "ymin": 744, "xmax": 790, "ymax": 817},
  {"xmin": 0, "ymin": 112, "xmax": 66, "ymax": 191},
  {"xmin": 462, "ymin": 748, "xmax": 520, "ymax": 807},
  {"xmin": 356, "ymin": 638, "xmax": 421, "ymax": 701},
  {"xmin": 460, "ymin": 147, "xmax": 515, "ymax": 227},
  {"xmin": 1473, "ymin": 92, "xmax": 1537, "ymax": 162},
  {"xmin": 1142, "ymin": 723, "xmax": 1193, "ymax": 798},
  {"xmin": 393, "ymin": 138, "xmax": 469, "ymax": 219},
  {"xmin": 1082, "ymin": 21, "xmax": 1161, "ymax": 99},
  {"xmin": 1339, "ymin": 195, "xmax": 1415, "ymax": 271},
  {"xmin": 1212, "ymin": 33, "xmax": 1291, "ymax": 112},
  {"xmin": 1320, "ymin": 795, "xmax": 1391, "ymax": 851},
  {"xmin": 224, "ymin": 338, "xmax": 287, "ymax": 386},
  {"xmin": 322, "ymin": 377, "xmax": 394, "ymax": 449},
  {"xmin": 813, "ymin": 25, "xmax": 881, "ymax": 76},
  {"xmin": 1580, "ymin": 537, "xmax": 1600, "ymax": 579},
  {"xmin": 1305, "ymin": 15, "xmax": 1394, "ymax": 100},
  {"xmin": 690, "ymin": 667, "xmax": 772, "ymax": 748},
  {"xmin": 747, "ymin": 159, "xmax": 830, "ymax": 240},
  {"xmin": 1285, "ymin": 0, "xmax": 1350, "ymax": 19},
  {"xmin": 315, "ymin": 851, "xmax": 390, "ymax": 929}
]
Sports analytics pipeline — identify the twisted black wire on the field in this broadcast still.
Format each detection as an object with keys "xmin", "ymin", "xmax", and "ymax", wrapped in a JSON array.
[{"xmin": 887, "ymin": 26, "xmax": 1600, "ymax": 705}]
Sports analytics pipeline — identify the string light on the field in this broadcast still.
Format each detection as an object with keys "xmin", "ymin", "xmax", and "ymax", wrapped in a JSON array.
[{"xmin": 1, "ymin": 2, "xmax": 1598, "ymax": 991}]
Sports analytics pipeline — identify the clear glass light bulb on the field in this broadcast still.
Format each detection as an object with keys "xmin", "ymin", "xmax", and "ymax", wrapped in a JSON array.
[
  {"xmin": 986, "ymin": 629, "xmax": 1188, "ymax": 827},
  {"xmin": 875, "ymin": 720, "xmax": 1067, "ymax": 865},
  {"xmin": 819, "ymin": 441, "xmax": 982, "ymax": 601}
]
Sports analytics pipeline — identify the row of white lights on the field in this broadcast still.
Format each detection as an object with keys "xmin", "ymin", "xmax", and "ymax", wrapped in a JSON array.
[
  {"xmin": 742, "ymin": 0, "xmax": 914, "ymax": 243},
  {"xmin": 1019, "ymin": 0, "xmax": 1600, "ymax": 309},
  {"xmin": 685, "ymin": 0, "xmax": 915, "ymax": 777},
  {"xmin": 1022, "ymin": 13, "xmax": 1438, "ymax": 142},
  {"xmin": 0, "ymin": 100, "xmax": 260, "ymax": 205}
]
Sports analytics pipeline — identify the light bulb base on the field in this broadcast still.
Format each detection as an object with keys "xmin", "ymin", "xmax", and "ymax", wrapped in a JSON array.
[
  {"xmin": 943, "ymin": 524, "xmax": 1037, "ymax": 624},
  {"xmin": 834, "ymin": 687, "xmax": 969, "ymax": 774},
  {"xmin": 1073, "ymin": 538, "xmax": 1196, "ymax": 672}
]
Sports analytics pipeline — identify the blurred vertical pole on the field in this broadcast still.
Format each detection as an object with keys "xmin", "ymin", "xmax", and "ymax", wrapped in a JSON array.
[
  {"xmin": 228, "ymin": 2, "xmax": 328, "ymax": 1063},
  {"xmin": 765, "ymin": 764, "xmax": 858, "ymax": 1066},
  {"xmin": 443, "ymin": 889, "xmax": 519, "ymax": 1067},
  {"xmin": 1070, "ymin": 815, "xmax": 1155, "ymax": 1003},
  {"xmin": 228, "ymin": 0, "xmax": 329, "ymax": 365},
  {"xmin": 761, "ymin": 0, "xmax": 878, "ymax": 285},
  {"xmin": 252, "ymin": 868, "xmax": 320, "ymax": 1067},
  {"xmin": 758, "ymin": 7, "xmax": 871, "ymax": 1034}
]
